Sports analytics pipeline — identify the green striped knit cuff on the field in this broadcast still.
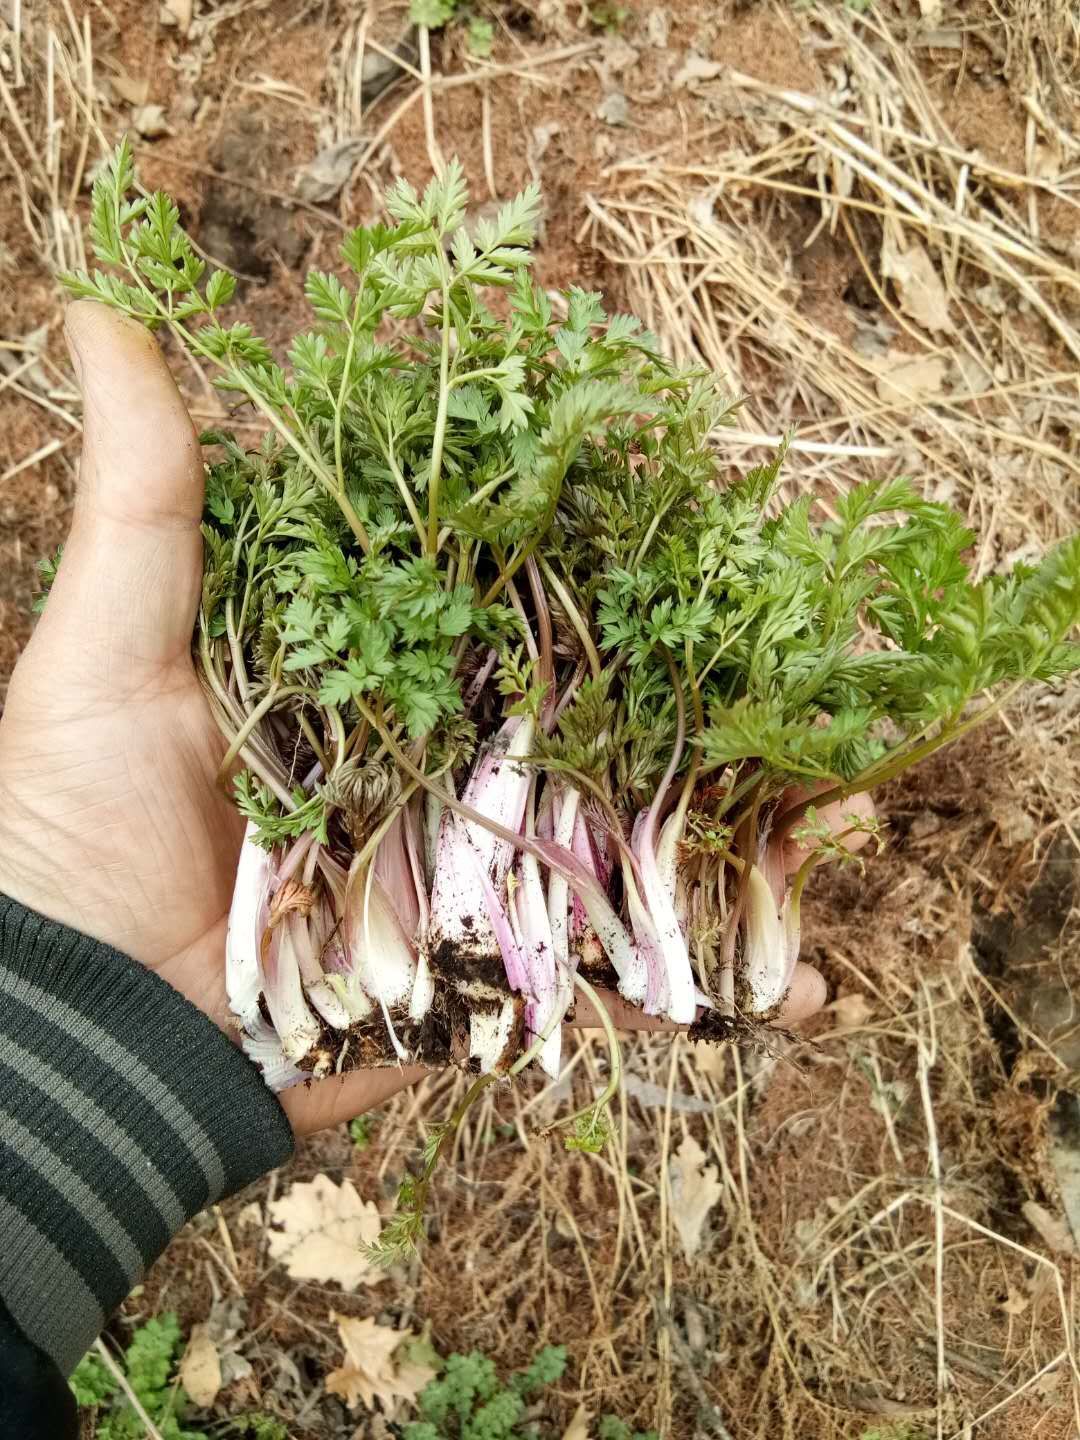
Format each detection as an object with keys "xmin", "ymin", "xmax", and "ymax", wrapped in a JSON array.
[{"xmin": 0, "ymin": 894, "xmax": 294, "ymax": 1376}]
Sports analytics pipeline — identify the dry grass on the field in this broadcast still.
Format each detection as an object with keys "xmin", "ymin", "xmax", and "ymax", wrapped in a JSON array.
[
  {"xmin": 3, "ymin": 2, "xmax": 1080, "ymax": 1438},
  {"xmin": 588, "ymin": 6, "xmax": 1080, "ymax": 565},
  {"xmin": 574, "ymin": 4, "xmax": 1080, "ymax": 1433}
]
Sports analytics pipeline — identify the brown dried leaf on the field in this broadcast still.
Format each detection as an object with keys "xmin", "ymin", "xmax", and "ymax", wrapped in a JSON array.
[
  {"xmin": 646, "ymin": 9, "xmax": 671, "ymax": 48},
  {"xmin": 1033, "ymin": 140, "xmax": 1063, "ymax": 182},
  {"xmin": 1000, "ymin": 1286, "xmax": 1030, "ymax": 1316},
  {"xmin": 132, "ymin": 104, "xmax": 171, "ymax": 139},
  {"xmin": 111, "ymin": 73, "xmax": 150, "ymax": 106},
  {"xmin": 689, "ymin": 1038, "xmax": 728, "ymax": 1079},
  {"xmin": 179, "ymin": 1323, "xmax": 221, "ymax": 1409},
  {"xmin": 295, "ymin": 138, "xmax": 365, "ymax": 203},
  {"xmin": 881, "ymin": 233, "xmax": 953, "ymax": 334},
  {"xmin": 624, "ymin": 1072, "xmax": 714, "ymax": 1112},
  {"xmin": 266, "ymin": 1174, "xmax": 383, "ymax": 1290},
  {"xmin": 675, "ymin": 51, "xmax": 723, "ymax": 87},
  {"xmin": 325, "ymin": 1314, "xmax": 435, "ymax": 1412},
  {"xmin": 829, "ymin": 992, "xmax": 873, "ymax": 1031},
  {"xmin": 235, "ymin": 1200, "xmax": 263, "ymax": 1229},
  {"xmin": 875, "ymin": 354, "xmax": 947, "ymax": 406},
  {"xmin": 1022, "ymin": 1200, "xmax": 1076, "ymax": 1256},
  {"xmin": 596, "ymin": 92, "xmax": 630, "ymax": 128},
  {"xmin": 669, "ymin": 1134, "xmax": 722, "ymax": 1260},
  {"xmin": 561, "ymin": 1403, "xmax": 592, "ymax": 1440}
]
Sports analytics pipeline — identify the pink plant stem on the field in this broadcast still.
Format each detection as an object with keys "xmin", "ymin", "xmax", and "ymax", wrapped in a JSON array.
[{"xmin": 277, "ymin": 830, "xmax": 316, "ymax": 886}]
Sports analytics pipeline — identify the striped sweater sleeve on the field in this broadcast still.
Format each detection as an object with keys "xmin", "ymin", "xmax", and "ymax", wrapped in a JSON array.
[{"xmin": 0, "ymin": 893, "xmax": 294, "ymax": 1385}]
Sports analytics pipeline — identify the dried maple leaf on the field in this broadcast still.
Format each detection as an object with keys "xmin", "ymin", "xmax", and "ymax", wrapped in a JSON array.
[
  {"xmin": 669, "ymin": 1134, "xmax": 723, "ymax": 1260},
  {"xmin": 325, "ymin": 1314, "xmax": 436, "ymax": 1412},
  {"xmin": 266, "ymin": 1174, "xmax": 383, "ymax": 1289}
]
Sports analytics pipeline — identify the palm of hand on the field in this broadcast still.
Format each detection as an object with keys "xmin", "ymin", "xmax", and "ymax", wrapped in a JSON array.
[{"xmin": 0, "ymin": 659, "xmax": 238, "ymax": 1024}]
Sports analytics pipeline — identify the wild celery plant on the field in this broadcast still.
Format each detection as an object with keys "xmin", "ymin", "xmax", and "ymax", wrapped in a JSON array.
[{"xmin": 61, "ymin": 143, "xmax": 1080, "ymax": 1232}]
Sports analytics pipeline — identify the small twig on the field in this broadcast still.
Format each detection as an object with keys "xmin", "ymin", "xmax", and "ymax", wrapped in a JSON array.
[
  {"xmin": 481, "ymin": 86, "xmax": 497, "ymax": 199},
  {"xmin": 213, "ymin": 1202, "xmax": 241, "ymax": 1278},
  {"xmin": 197, "ymin": 1235, "xmax": 244, "ymax": 1297},
  {"xmin": 916, "ymin": 985, "xmax": 947, "ymax": 1439},
  {"xmin": 365, "ymin": 34, "xmax": 421, "ymax": 83},
  {"xmin": 417, "ymin": 25, "xmax": 445, "ymax": 176},
  {"xmin": 716, "ymin": 427, "xmax": 891, "ymax": 459},
  {"xmin": 93, "ymin": 1339, "xmax": 167, "ymax": 1440},
  {"xmin": 1, "ymin": 435, "xmax": 68, "ymax": 483}
]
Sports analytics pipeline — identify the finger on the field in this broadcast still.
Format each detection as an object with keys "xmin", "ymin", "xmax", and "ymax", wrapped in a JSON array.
[
  {"xmin": 569, "ymin": 986, "xmax": 675, "ymax": 1033},
  {"xmin": 569, "ymin": 963, "xmax": 827, "ymax": 1034},
  {"xmin": 776, "ymin": 961, "xmax": 827, "ymax": 1023},
  {"xmin": 279, "ymin": 1063, "xmax": 429, "ymax": 1137},
  {"xmin": 30, "ymin": 301, "xmax": 203, "ymax": 688},
  {"xmin": 781, "ymin": 785, "xmax": 876, "ymax": 874}
]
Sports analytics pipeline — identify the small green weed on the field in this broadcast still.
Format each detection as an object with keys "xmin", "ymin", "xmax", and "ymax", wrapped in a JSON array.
[
  {"xmin": 404, "ymin": 1346, "xmax": 656, "ymax": 1440},
  {"xmin": 349, "ymin": 1113, "xmax": 377, "ymax": 1149},
  {"xmin": 587, "ymin": 2, "xmax": 629, "ymax": 31},
  {"xmin": 69, "ymin": 1315, "xmax": 203, "ymax": 1440},
  {"xmin": 410, "ymin": 0, "xmax": 494, "ymax": 54},
  {"xmin": 221, "ymin": 1416, "xmax": 290, "ymax": 1440},
  {"xmin": 467, "ymin": 17, "xmax": 494, "ymax": 56},
  {"xmin": 597, "ymin": 1418, "xmax": 658, "ymax": 1440},
  {"xmin": 70, "ymin": 1316, "xmax": 287, "ymax": 1440}
]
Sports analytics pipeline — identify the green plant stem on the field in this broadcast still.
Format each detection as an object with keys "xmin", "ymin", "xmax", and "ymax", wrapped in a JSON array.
[
  {"xmin": 436, "ymin": 466, "xmax": 515, "ymax": 551},
  {"xmin": 197, "ymin": 626, "xmax": 298, "ymax": 808},
  {"xmin": 116, "ymin": 231, "xmax": 373, "ymax": 553},
  {"xmin": 538, "ymin": 554, "xmax": 603, "ymax": 679},
  {"xmin": 383, "ymin": 429, "xmax": 428, "ymax": 546},
  {"xmin": 333, "ymin": 295, "xmax": 363, "ymax": 496},
  {"xmin": 479, "ymin": 526, "xmax": 550, "ymax": 608},
  {"xmin": 392, "ymin": 1072, "xmax": 495, "ymax": 1257},
  {"xmin": 297, "ymin": 709, "xmax": 330, "ymax": 774},
  {"xmin": 215, "ymin": 684, "xmax": 304, "ymax": 784},
  {"xmin": 324, "ymin": 705, "xmax": 347, "ymax": 771},
  {"xmin": 541, "ymin": 974, "xmax": 621, "ymax": 1140},
  {"xmin": 426, "ymin": 259, "xmax": 453, "ymax": 554}
]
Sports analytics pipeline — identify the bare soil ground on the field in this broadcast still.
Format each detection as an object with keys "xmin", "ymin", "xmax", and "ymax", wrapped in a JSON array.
[{"xmin": 3, "ymin": 2, "xmax": 1080, "ymax": 1437}]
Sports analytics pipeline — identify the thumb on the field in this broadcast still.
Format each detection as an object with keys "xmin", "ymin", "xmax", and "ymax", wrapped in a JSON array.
[{"xmin": 33, "ymin": 300, "xmax": 204, "ymax": 688}]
